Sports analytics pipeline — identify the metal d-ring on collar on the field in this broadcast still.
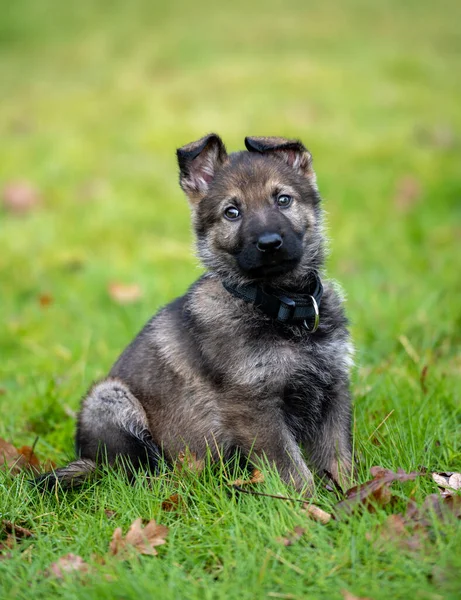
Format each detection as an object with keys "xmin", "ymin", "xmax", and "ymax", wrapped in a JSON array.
[
  {"xmin": 222, "ymin": 271, "xmax": 323, "ymax": 333},
  {"xmin": 304, "ymin": 295, "xmax": 319, "ymax": 332}
]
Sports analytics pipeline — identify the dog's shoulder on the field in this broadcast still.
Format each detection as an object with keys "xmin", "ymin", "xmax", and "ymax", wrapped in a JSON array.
[{"xmin": 309, "ymin": 277, "xmax": 354, "ymax": 374}]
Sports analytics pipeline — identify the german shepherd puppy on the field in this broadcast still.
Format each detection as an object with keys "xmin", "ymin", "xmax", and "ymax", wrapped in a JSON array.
[{"xmin": 39, "ymin": 134, "xmax": 354, "ymax": 494}]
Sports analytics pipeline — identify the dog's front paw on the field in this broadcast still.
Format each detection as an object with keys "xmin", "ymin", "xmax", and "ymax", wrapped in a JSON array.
[{"xmin": 287, "ymin": 467, "xmax": 315, "ymax": 498}]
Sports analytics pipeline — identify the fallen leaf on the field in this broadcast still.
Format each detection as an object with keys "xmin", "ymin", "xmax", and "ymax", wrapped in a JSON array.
[
  {"xmin": 302, "ymin": 504, "xmax": 332, "ymax": 524},
  {"xmin": 416, "ymin": 493, "xmax": 461, "ymax": 521},
  {"xmin": 277, "ymin": 525, "xmax": 305, "ymax": 546},
  {"xmin": 231, "ymin": 469, "xmax": 265, "ymax": 486},
  {"xmin": 108, "ymin": 283, "xmax": 142, "ymax": 304},
  {"xmin": 335, "ymin": 466, "xmax": 420, "ymax": 517},
  {"xmin": 0, "ymin": 534, "xmax": 16, "ymax": 551},
  {"xmin": 17, "ymin": 446, "xmax": 41, "ymax": 472},
  {"xmin": 370, "ymin": 491, "xmax": 461, "ymax": 553},
  {"xmin": 2, "ymin": 181, "xmax": 41, "ymax": 214},
  {"xmin": 0, "ymin": 437, "xmax": 53, "ymax": 475},
  {"xmin": 0, "ymin": 438, "xmax": 27, "ymax": 474},
  {"xmin": 341, "ymin": 590, "xmax": 373, "ymax": 600},
  {"xmin": 1, "ymin": 521, "xmax": 33, "ymax": 558},
  {"xmin": 176, "ymin": 451, "xmax": 205, "ymax": 475},
  {"xmin": 38, "ymin": 293, "xmax": 53, "ymax": 307},
  {"xmin": 432, "ymin": 471, "xmax": 461, "ymax": 494},
  {"xmin": 443, "ymin": 495, "xmax": 461, "ymax": 518},
  {"xmin": 1, "ymin": 520, "xmax": 33, "ymax": 539},
  {"xmin": 373, "ymin": 513, "xmax": 425, "ymax": 551},
  {"xmin": 161, "ymin": 493, "xmax": 181, "ymax": 512},
  {"xmin": 109, "ymin": 518, "xmax": 168, "ymax": 558},
  {"xmin": 393, "ymin": 176, "xmax": 422, "ymax": 212},
  {"xmin": 46, "ymin": 554, "xmax": 90, "ymax": 578}
]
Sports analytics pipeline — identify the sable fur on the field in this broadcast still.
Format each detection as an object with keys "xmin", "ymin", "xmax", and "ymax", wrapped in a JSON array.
[{"xmin": 39, "ymin": 133, "xmax": 354, "ymax": 494}]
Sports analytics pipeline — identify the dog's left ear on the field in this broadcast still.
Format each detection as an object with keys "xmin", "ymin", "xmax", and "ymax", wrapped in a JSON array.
[
  {"xmin": 177, "ymin": 133, "xmax": 228, "ymax": 203},
  {"xmin": 244, "ymin": 136, "xmax": 315, "ymax": 181}
]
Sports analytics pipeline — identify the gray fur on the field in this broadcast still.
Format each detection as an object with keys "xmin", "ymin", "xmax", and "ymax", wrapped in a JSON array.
[
  {"xmin": 35, "ymin": 458, "xmax": 96, "ymax": 489},
  {"xmin": 41, "ymin": 134, "xmax": 354, "ymax": 495}
]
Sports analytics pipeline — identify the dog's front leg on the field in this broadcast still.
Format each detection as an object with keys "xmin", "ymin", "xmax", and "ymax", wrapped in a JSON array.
[
  {"xmin": 228, "ymin": 407, "xmax": 315, "ymax": 495},
  {"xmin": 306, "ymin": 386, "xmax": 353, "ymax": 489}
]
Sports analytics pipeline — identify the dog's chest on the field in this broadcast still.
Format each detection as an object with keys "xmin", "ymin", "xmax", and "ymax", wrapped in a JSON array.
[
  {"xmin": 208, "ymin": 325, "xmax": 317, "ymax": 390},
  {"xmin": 232, "ymin": 339, "xmax": 298, "ymax": 388}
]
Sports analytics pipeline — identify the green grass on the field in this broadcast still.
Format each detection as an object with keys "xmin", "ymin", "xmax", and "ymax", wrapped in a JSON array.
[{"xmin": 1, "ymin": 0, "xmax": 460, "ymax": 598}]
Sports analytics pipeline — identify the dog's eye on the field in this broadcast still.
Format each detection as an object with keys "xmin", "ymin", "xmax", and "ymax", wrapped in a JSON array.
[
  {"xmin": 224, "ymin": 206, "xmax": 241, "ymax": 221},
  {"xmin": 276, "ymin": 194, "xmax": 293, "ymax": 208}
]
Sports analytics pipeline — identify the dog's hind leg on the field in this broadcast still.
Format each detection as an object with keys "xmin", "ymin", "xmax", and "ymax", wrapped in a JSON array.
[{"xmin": 36, "ymin": 379, "xmax": 161, "ymax": 489}]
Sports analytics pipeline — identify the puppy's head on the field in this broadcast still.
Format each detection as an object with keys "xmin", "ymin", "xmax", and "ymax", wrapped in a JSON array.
[{"xmin": 177, "ymin": 134, "xmax": 324, "ymax": 286}]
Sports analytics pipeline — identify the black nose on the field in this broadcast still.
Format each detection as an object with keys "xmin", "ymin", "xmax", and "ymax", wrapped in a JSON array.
[{"xmin": 256, "ymin": 232, "xmax": 283, "ymax": 252}]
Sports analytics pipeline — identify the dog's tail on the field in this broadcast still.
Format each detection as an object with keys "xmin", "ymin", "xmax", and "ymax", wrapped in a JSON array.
[{"xmin": 34, "ymin": 458, "xmax": 97, "ymax": 490}]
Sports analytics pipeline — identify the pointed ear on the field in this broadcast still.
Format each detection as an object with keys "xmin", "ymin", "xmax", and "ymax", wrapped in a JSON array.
[
  {"xmin": 177, "ymin": 133, "xmax": 228, "ymax": 203},
  {"xmin": 244, "ymin": 136, "xmax": 315, "ymax": 181}
]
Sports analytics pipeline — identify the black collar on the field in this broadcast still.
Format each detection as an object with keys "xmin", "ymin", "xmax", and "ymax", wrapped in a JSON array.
[{"xmin": 222, "ymin": 271, "xmax": 323, "ymax": 332}]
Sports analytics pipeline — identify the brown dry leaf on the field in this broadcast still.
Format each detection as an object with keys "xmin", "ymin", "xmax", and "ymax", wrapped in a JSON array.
[
  {"xmin": 0, "ymin": 534, "xmax": 16, "ymax": 552},
  {"xmin": 335, "ymin": 466, "xmax": 420, "ymax": 517},
  {"xmin": 161, "ymin": 493, "xmax": 181, "ymax": 512},
  {"xmin": 176, "ymin": 451, "xmax": 205, "ymax": 475},
  {"xmin": 1, "ymin": 520, "xmax": 33, "ymax": 539},
  {"xmin": 0, "ymin": 438, "xmax": 27, "ymax": 474},
  {"xmin": 1, "ymin": 521, "xmax": 33, "ymax": 558},
  {"xmin": 38, "ymin": 293, "xmax": 53, "ymax": 308},
  {"xmin": 302, "ymin": 504, "xmax": 332, "ymax": 524},
  {"xmin": 374, "ymin": 513, "xmax": 426, "ymax": 552},
  {"xmin": 2, "ymin": 181, "xmax": 41, "ymax": 214},
  {"xmin": 416, "ymin": 493, "xmax": 461, "ymax": 521},
  {"xmin": 0, "ymin": 534, "xmax": 15, "ymax": 560},
  {"xmin": 443, "ymin": 495, "xmax": 461, "ymax": 518},
  {"xmin": 432, "ymin": 471, "xmax": 461, "ymax": 495},
  {"xmin": 109, "ymin": 518, "xmax": 168, "ymax": 558},
  {"xmin": 393, "ymin": 176, "xmax": 422, "ymax": 212},
  {"xmin": 370, "ymin": 492, "xmax": 461, "ymax": 553},
  {"xmin": 108, "ymin": 282, "xmax": 142, "ymax": 304},
  {"xmin": 231, "ymin": 469, "xmax": 265, "ymax": 486},
  {"xmin": 46, "ymin": 554, "xmax": 90, "ymax": 578},
  {"xmin": 341, "ymin": 590, "xmax": 373, "ymax": 600},
  {"xmin": 17, "ymin": 446, "xmax": 41, "ymax": 473},
  {"xmin": 276, "ymin": 525, "xmax": 305, "ymax": 547},
  {"xmin": 0, "ymin": 437, "xmax": 53, "ymax": 475}
]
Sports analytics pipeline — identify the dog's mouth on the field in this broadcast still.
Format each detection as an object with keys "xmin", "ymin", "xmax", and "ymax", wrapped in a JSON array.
[{"xmin": 241, "ymin": 258, "xmax": 300, "ymax": 280}]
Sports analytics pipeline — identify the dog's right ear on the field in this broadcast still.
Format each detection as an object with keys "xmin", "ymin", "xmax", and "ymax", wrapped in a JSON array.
[{"xmin": 177, "ymin": 134, "xmax": 228, "ymax": 203}]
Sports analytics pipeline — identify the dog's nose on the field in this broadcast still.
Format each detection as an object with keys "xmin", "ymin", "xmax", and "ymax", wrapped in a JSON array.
[{"xmin": 256, "ymin": 232, "xmax": 283, "ymax": 252}]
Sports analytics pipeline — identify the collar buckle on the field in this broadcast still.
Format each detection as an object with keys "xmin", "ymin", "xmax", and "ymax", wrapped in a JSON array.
[{"xmin": 276, "ymin": 293, "xmax": 297, "ymax": 323}]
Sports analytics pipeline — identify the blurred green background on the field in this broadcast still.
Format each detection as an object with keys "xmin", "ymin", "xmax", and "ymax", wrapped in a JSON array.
[{"xmin": 0, "ymin": 0, "xmax": 460, "ymax": 458}]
